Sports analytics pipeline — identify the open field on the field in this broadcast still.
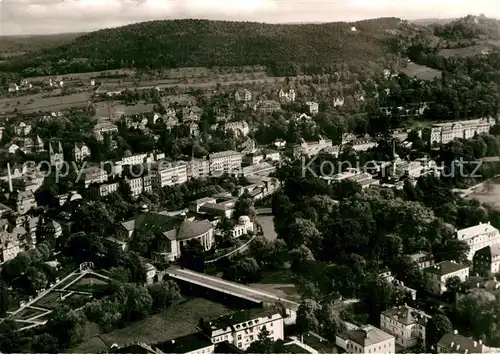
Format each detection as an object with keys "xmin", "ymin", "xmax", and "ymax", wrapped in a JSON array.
[
  {"xmin": 73, "ymin": 297, "xmax": 235, "ymax": 352},
  {"xmin": 256, "ymin": 215, "xmax": 278, "ymax": 241},
  {"xmin": 23, "ymin": 69, "xmax": 137, "ymax": 83},
  {"xmin": 401, "ymin": 62, "xmax": 442, "ymax": 81},
  {"xmin": 0, "ymin": 91, "xmax": 91, "ymax": 114},
  {"xmin": 466, "ymin": 179, "xmax": 500, "ymax": 210},
  {"xmin": 31, "ymin": 291, "xmax": 63, "ymax": 309},
  {"xmin": 53, "ymin": 273, "xmax": 82, "ymax": 290},
  {"xmin": 12, "ymin": 307, "xmax": 48, "ymax": 320},
  {"xmin": 67, "ymin": 274, "xmax": 110, "ymax": 293},
  {"xmin": 439, "ymin": 41, "xmax": 500, "ymax": 58},
  {"xmin": 249, "ymin": 269, "xmax": 301, "ymax": 303}
]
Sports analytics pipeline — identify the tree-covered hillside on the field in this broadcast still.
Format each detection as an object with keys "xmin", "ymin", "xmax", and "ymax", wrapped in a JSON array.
[{"xmin": 2, "ymin": 18, "xmax": 405, "ymax": 76}]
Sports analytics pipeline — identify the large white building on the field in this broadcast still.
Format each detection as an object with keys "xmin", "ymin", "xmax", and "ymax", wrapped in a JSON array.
[
  {"xmin": 336, "ymin": 325, "xmax": 395, "ymax": 354},
  {"xmin": 209, "ymin": 151, "xmax": 243, "ymax": 175},
  {"xmin": 186, "ymin": 158, "xmax": 210, "ymax": 179},
  {"xmin": 80, "ymin": 166, "xmax": 108, "ymax": 187},
  {"xmin": 423, "ymin": 261, "xmax": 470, "ymax": 295},
  {"xmin": 151, "ymin": 161, "xmax": 188, "ymax": 188},
  {"xmin": 122, "ymin": 153, "xmax": 148, "ymax": 166},
  {"xmin": 119, "ymin": 211, "xmax": 214, "ymax": 261},
  {"xmin": 199, "ymin": 308, "xmax": 284, "ymax": 351},
  {"xmin": 380, "ymin": 305, "xmax": 430, "ymax": 349},
  {"xmin": 293, "ymin": 138, "xmax": 333, "ymax": 157},
  {"xmin": 456, "ymin": 221, "xmax": 500, "ymax": 260},
  {"xmin": 424, "ymin": 117, "xmax": 495, "ymax": 145}
]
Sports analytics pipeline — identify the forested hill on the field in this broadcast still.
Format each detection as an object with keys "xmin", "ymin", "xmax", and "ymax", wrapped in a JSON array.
[{"xmin": 3, "ymin": 18, "xmax": 405, "ymax": 76}]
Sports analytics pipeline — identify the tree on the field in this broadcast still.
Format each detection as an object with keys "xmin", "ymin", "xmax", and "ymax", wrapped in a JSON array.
[
  {"xmin": 115, "ymin": 283, "xmax": 153, "ymax": 323},
  {"xmin": 289, "ymin": 246, "xmax": 315, "ymax": 273},
  {"xmin": 319, "ymin": 302, "xmax": 344, "ymax": 340},
  {"xmin": 287, "ymin": 218, "xmax": 322, "ymax": 254},
  {"xmin": 444, "ymin": 276, "xmax": 463, "ymax": 301},
  {"xmin": 246, "ymin": 326, "xmax": 285, "ymax": 354},
  {"xmin": 296, "ymin": 299, "xmax": 321, "ymax": 334},
  {"xmin": 108, "ymin": 266, "xmax": 131, "ymax": 283},
  {"xmin": 426, "ymin": 314, "xmax": 453, "ymax": 349},
  {"xmin": 0, "ymin": 281, "xmax": 10, "ymax": 317},
  {"xmin": 31, "ymin": 333, "xmax": 60, "ymax": 354},
  {"xmin": 179, "ymin": 239, "xmax": 205, "ymax": 273},
  {"xmin": 147, "ymin": 281, "xmax": 182, "ymax": 312},
  {"xmin": 224, "ymin": 257, "xmax": 261, "ymax": 283},
  {"xmin": 46, "ymin": 305, "xmax": 85, "ymax": 349}
]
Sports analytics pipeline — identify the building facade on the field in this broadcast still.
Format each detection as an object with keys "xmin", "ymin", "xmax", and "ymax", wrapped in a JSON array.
[
  {"xmin": 151, "ymin": 161, "xmax": 188, "ymax": 189},
  {"xmin": 209, "ymin": 151, "xmax": 243, "ymax": 175},
  {"xmin": 200, "ymin": 309, "xmax": 284, "ymax": 351},
  {"xmin": 380, "ymin": 306, "xmax": 430, "ymax": 349},
  {"xmin": 424, "ymin": 118, "xmax": 495, "ymax": 145},
  {"xmin": 456, "ymin": 222, "xmax": 500, "ymax": 260},
  {"xmin": 473, "ymin": 244, "xmax": 500, "ymax": 276},
  {"xmin": 423, "ymin": 261, "xmax": 470, "ymax": 295},
  {"xmin": 336, "ymin": 325, "xmax": 395, "ymax": 354}
]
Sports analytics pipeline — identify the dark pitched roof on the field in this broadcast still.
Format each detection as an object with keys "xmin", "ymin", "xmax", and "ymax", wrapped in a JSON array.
[
  {"xmin": 214, "ymin": 342, "xmax": 245, "ymax": 354},
  {"xmin": 176, "ymin": 219, "xmax": 213, "ymax": 241},
  {"xmin": 423, "ymin": 261, "xmax": 469, "ymax": 276},
  {"xmin": 154, "ymin": 332, "xmax": 213, "ymax": 354},
  {"xmin": 204, "ymin": 308, "xmax": 279, "ymax": 334},
  {"xmin": 109, "ymin": 342, "xmax": 156, "ymax": 354},
  {"xmin": 122, "ymin": 212, "xmax": 180, "ymax": 234},
  {"xmin": 438, "ymin": 332, "xmax": 484, "ymax": 353}
]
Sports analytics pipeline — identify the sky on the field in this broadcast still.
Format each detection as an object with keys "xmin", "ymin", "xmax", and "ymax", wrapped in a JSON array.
[{"xmin": 0, "ymin": 0, "xmax": 499, "ymax": 36}]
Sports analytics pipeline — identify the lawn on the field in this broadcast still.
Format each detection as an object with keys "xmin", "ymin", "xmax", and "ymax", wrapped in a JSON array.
[
  {"xmin": 67, "ymin": 275, "xmax": 109, "ymax": 293},
  {"xmin": 73, "ymin": 298, "xmax": 236, "ymax": 352},
  {"xmin": 53, "ymin": 273, "xmax": 82, "ymax": 290},
  {"xmin": 401, "ymin": 62, "xmax": 442, "ymax": 81},
  {"xmin": 12, "ymin": 307, "xmax": 48, "ymax": 320},
  {"xmin": 0, "ymin": 91, "xmax": 92, "ymax": 114},
  {"xmin": 31, "ymin": 291, "xmax": 63, "ymax": 309},
  {"xmin": 249, "ymin": 268, "xmax": 301, "ymax": 303}
]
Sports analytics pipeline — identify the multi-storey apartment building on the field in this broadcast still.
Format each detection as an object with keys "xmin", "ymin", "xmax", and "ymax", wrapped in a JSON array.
[
  {"xmin": 456, "ymin": 221, "xmax": 500, "ymax": 260},
  {"xmin": 186, "ymin": 158, "xmax": 210, "ymax": 179},
  {"xmin": 293, "ymin": 138, "xmax": 333, "ymax": 157},
  {"xmin": 151, "ymin": 161, "xmax": 188, "ymax": 188},
  {"xmin": 122, "ymin": 153, "xmax": 148, "ymax": 167},
  {"xmin": 89, "ymin": 182, "xmax": 119, "ymax": 198},
  {"xmin": 255, "ymin": 100, "xmax": 281, "ymax": 114},
  {"xmin": 423, "ymin": 261, "xmax": 469, "ymax": 295},
  {"xmin": 423, "ymin": 117, "xmax": 495, "ymax": 145},
  {"xmin": 199, "ymin": 308, "xmax": 284, "ymax": 351},
  {"xmin": 437, "ymin": 331, "xmax": 486, "ymax": 354},
  {"xmin": 278, "ymin": 88, "xmax": 296, "ymax": 102},
  {"xmin": 80, "ymin": 166, "xmax": 108, "ymax": 188},
  {"xmin": 305, "ymin": 101, "xmax": 319, "ymax": 115},
  {"xmin": 380, "ymin": 305, "xmax": 430, "ymax": 349},
  {"xmin": 235, "ymin": 89, "xmax": 252, "ymax": 102},
  {"xmin": 336, "ymin": 325, "xmax": 395, "ymax": 354},
  {"xmin": 209, "ymin": 151, "xmax": 243, "ymax": 175},
  {"xmin": 408, "ymin": 251, "xmax": 435, "ymax": 270},
  {"xmin": 473, "ymin": 243, "xmax": 500, "ymax": 276},
  {"xmin": 124, "ymin": 177, "xmax": 143, "ymax": 197}
]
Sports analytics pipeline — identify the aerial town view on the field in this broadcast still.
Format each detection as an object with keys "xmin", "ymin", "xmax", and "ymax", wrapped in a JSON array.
[{"xmin": 0, "ymin": 1, "xmax": 500, "ymax": 353}]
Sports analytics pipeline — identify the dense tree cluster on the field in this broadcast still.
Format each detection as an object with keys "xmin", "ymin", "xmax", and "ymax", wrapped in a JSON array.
[{"xmin": 2, "ymin": 19, "xmax": 403, "ymax": 77}]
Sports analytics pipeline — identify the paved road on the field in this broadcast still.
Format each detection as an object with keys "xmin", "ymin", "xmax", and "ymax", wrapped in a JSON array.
[{"xmin": 167, "ymin": 266, "xmax": 299, "ymax": 311}]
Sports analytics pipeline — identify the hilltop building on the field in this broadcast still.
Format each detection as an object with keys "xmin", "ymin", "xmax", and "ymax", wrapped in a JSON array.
[{"xmin": 456, "ymin": 221, "xmax": 500, "ymax": 260}]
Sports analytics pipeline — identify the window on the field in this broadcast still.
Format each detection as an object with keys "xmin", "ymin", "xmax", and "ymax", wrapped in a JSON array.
[
  {"xmin": 250, "ymin": 335, "xmax": 254, "ymax": 341},
  {"xmin": 238, "ymin": 343, "xmax": 242, "ymax": 348},
  {"xmin": 238, "ymin": 335, "xmax": 242, "ymax": 340}
]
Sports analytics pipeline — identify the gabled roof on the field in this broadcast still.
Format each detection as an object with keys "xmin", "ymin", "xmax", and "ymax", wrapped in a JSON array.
[
  {"xmin": 154, "ymin": 332, "xmax": 213, "ymax": 354},
  {"xmin": 457, "ymin": 222, "xmax": 499, "ymax": 241},
  {"xmin": 338, "ymin": 325, "xmax": 393, "ymax": 347},
  {"xmin": 423, "ymin": 261, "xmax": 469, "ymax": 276},
  {"xmin": 381, "ymin": 306, "xmax": 429, "ymax": 326},
  {"xmin": 438, "ymin": 332, "xmax": 484, "ymax": 353}
]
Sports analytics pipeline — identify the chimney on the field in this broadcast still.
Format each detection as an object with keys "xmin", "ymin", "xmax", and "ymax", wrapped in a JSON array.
[
  {"xmin": 451, "ymin": 342, "xmax": 455, "ymax": 348},
  {"xmin": 453, "ymin": 330, "xmax": 458, "ymax": 335},
  {"xmin": 479, "ymin": 340, "xmax": 483, "ymax": 345},
  {"xmin": 7, "ymin": 162, "xmax": 13, "ymax": 193},
  {"xmin": 474, "ymin": 341, "xmax": 477, "ymax": 347},
  {"xmin": 456, "ymin": 345, "xmax": 460, "ymax": 351}
]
